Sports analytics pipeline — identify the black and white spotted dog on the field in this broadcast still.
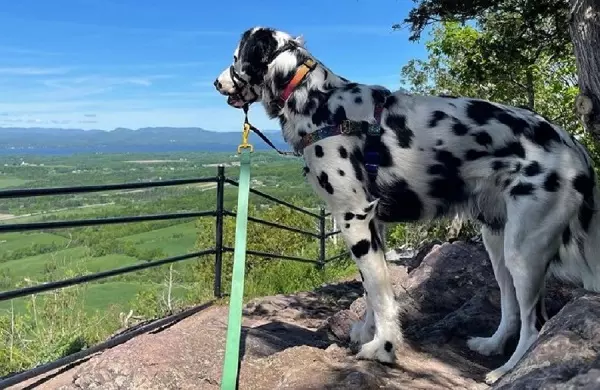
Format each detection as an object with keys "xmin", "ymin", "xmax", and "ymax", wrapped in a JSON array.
[{"xmin": 214, "ymin": 27, "xmax": 600, "ymax": 384}]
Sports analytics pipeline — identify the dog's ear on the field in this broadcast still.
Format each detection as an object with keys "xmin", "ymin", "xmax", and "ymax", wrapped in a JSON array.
[
  {"xmin": 293, "ymin": 35, "xmax": 305, "ymax": 47},
  {"xmin": 240, "ymin": 28, "xmax": 278, "ymax": 84}
]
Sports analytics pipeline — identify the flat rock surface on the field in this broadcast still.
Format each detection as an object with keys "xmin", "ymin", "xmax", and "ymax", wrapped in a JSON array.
[{"xmin": 7, "ymin": 241, "xmax": 599, "ymax": 390}]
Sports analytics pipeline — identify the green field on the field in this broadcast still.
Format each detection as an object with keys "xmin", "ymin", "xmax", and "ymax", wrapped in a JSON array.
[
  {"xmin": 0, "ymin": 176, "xmax": 29, "ymax": 189},
  {"xmin": 0, "ymin": 150, "xmax": 358, "ymax": 377}
]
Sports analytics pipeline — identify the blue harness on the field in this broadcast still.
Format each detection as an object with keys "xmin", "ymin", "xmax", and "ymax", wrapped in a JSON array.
[{"xmin": 297, "ymin": 103, "xmax": 384, "ymax": 181}]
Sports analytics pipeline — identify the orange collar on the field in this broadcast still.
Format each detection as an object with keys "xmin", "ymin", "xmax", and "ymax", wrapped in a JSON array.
[{"xmin": 279, "ymin": 58, "xmax": 317, "ymax": 105}]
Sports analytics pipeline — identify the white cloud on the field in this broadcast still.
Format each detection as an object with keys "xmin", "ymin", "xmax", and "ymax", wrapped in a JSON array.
[{"xmin": 0, "ymin": 66, "xmax": 71, "ymax": 76}]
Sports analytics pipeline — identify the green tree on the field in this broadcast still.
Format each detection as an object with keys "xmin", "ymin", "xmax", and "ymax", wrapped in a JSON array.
[
  {"xmin": 399, "ymin": 0, "xmax": 600, "ymax": 142},
  {"xmin": 401, "ymin": 21, "xmax": 581, "ymax": 135}
]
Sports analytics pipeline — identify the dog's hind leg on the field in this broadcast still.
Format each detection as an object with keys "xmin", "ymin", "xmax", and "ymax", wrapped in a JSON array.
[
  {"xmin": 467, "ymin": 226, "xmax": 519, "ymax": 356},
  {"xmin": 483, "ymin": 192, "xmax": 575, "ymax": 384},
  {"xmin": 337, "ymin": 200, "xmax": 401, "ymax": 363}
]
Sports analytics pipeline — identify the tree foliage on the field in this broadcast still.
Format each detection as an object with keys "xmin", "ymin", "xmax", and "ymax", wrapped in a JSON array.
[
  {"xmin": 399, "ymin": 0, "xmax": 600, "ymax": 142},
  {"xmin": 401, "ymin": 21, "xmax": 581, "ymax": 134}
]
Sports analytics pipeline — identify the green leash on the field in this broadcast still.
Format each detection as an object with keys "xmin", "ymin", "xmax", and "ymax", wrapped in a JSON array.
[{"xmin": 220, "ymin": 129, "xmax": 253, "ymax": 390}]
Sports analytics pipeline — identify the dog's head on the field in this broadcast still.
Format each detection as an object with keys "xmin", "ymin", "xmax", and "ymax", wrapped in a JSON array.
[{"xmin": 213, "ymin": 27, "xmax": 304, "ymax": 109}]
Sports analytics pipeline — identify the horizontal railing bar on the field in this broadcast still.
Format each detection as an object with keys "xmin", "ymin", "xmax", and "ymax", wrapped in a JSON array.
[
  {"xmin": 325, "ymin": 252, "xmax": 350, "ymax": 263},
  {"xmin": 222, "ymin": 246, "xmax": 318, "ymax": 264},
  {"xmin": 224, "ymin": 210, "xmax": 319, "ymax": 238},
  {"xmin": 0, "ymin": 249, "xmax": 216, "ymax": 302},
  {"xmin": 0, "ymin": 177, "xmax": 218, "ymax": 199},
  {"xmin": 225, "ymin": 178, "xmax": 321, "ymax": 218},
  {"xmin": 0, "ymin": 211, "xmax": 215, "ymax": 233},
  {"xmin": 325, "ymin": 230, "xmax": 341, "ymax": 238},
  {"xmin": 0, "ymin": 301, "xmax": 214, "ymax": 389}
]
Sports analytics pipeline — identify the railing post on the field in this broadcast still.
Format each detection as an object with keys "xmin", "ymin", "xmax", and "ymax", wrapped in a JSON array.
[
  {"xmin": 318, "ymin": 207, "xmax": 326, "ymax": 269},
  {"xmin": 214, "ymin": 165, "xmax": 225, "ymax": 298}
]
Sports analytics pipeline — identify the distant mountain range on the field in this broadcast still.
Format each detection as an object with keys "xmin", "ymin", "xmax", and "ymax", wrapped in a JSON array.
[{"xmin": 0, "ymin": 127, "xmax": 289, "ymax": 155}]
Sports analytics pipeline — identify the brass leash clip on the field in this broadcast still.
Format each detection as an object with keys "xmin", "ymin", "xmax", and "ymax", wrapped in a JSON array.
[{"xmin": 237, "ymin": 122, "xmax": 254, "ymax": 153}]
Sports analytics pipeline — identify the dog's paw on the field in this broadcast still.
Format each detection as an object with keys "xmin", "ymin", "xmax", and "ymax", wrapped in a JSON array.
[
  {"xmin": 484, "ymin": 367, "xmax": 508, "ymax": 385},
  {"xmin": 467, "ymin": 336, "xmax": 504, "ymax": 356},
  {"xmin": 356, "ymin": 337, "xmax": 397, "ymax": 364}
]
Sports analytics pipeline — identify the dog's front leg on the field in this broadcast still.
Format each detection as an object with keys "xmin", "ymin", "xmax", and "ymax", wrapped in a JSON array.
[{"xmin": 337, "ymin": 200, "xmax": 401, "ymax": 364}]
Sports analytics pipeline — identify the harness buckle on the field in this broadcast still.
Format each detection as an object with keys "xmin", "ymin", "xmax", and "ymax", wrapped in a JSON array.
[{"xmin": 340, "ymin": 120, "xmax": 354, "ymax": 134}]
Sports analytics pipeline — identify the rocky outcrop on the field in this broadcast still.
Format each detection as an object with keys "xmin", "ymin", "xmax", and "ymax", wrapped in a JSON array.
[{"xmin": 9, "ymin": 240, "xmax": 600, "ymax": 389}]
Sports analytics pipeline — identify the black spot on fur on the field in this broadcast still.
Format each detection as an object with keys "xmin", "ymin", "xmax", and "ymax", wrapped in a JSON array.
[
  {"xmin": 384, "ymin": 341, "xmax": 393, "ymax": 352},
  {"xmin": 298, "ymin": 129, "xmax": 307, "ymax": 137},
  {"xmin": 369, "ymin": 220, "xmax": 382, "ymax": 251},
  {"xmin": 477, "ymin": 213, "xmax": 505, "ymax": 232},
  {"xmin": 343, "ymin": 83, "xmax": 358, "ymax": 91},
  {"xmin": 492, "ymin": 160, "xmax": 508, "ymax": 171},
  {"xmin": 350, "ymin": 148, "xmax": 365, "ymax": 182},
  {"xmin": 452, "ymin": 120, "xmax": 469, "ymax": 136},
  {"xmin": 474, "ymin": 131, "xmax": 493, "ymax": 146},
  {"xmin": 356, "ymin": 214, "xmax": 367, "ymax": 220},
  {"xmin": 377, "ymin": 178, "xmax": 423, "ymax": 222},
  {"xmin": 332, "ymin": 106, "xmax": 347, "ymax": 125},
  {"xmin": 344, "ymin": 212, "xmax": 355, "ymax": 221},
  {"xmin": 429, "ymin": 111, "xmax": 448, "ymax": 128},
  {"xmin": 385, "ymin": 114, "xmax": 413, "ymax": 148},
  {"xmin": 317, "ymin": 171, "xmax": 334, "ymax": 194},
  {"xmin": 383, "ymin": 94, "xmax": 397, "ymax": 109},
  {"xmin": 466, "ymin": 100, "xmax": 501, "ymax": 126},
  {"xmin": 315, "ymin": 145, "xmax": 324, "ymax": 157},
  {"xmin": 428, "ymin": 150, "xmax": 466, "ymax": 209},
  {"xmin": 573, "ymin": 173, "xmax": 594, "ymax": 197},
  {"xmin": 512, "ymin": 162, "xmax": 522, "ymax": 173},
  {"xmin": 493, "ymin": 142, "xmax": 525, "ymax": 158},
  {"xmin": 302, "ymin": 166, "xmax": 310, "ymax": 176},
  {"xmin": 364, "ymin": 204, "xmax": 374, "ymax": 213},
  {"xmin": 354, "ymin": 96, "xmax": 363, "ymax": 104},
  {"xmin": 338, "ymin": 146, "xmax": 348, "ymax": 159},
  {"xmin": 527, "ymin": 121, "xmax": 561, "ymax": 151},
  {"xmin": 510, "ymin": 182, "xmax": 535, "ymax": 197},
  {"xmin": 351, "ymin": 86, "xmax": 361, "ymax": 94},
  {"xmin": 524, "ymin": 161, "xmax": 542, "ymax": 176},
  {"xmin": 544, "ymin": 172, "xmax": 560, "ymax": 192},
  {"xmin": 338, "ymin": 169, "xmax": 345, "ymax": 176},
  {"xmin": 497, "ymin": 112, "xmax": 530, "ymax": 135},
  {"xmin": 351, "ymin": 239, "xmax": 370, "ymax": 258},
  {"xmin": 465, "ymin": 149, "xmax": 489, "ymax": 161},
  {"xmin": 345, "ymin": 223, "xmax": 350, "ymax": 229},
  {"xmin": 371, "ymin": 88, "xmax": 389, "ymax": 104},
  {"xmin": 562, "ymin": 226, "xmax": 571, "ymax": 245},
  {"xmin": 573, "ymin": 172, "xmax": 595, "ymax": 232},
  {"xmin": 436, "ymin": 139, "xmax": 443, "ymax": 146}
]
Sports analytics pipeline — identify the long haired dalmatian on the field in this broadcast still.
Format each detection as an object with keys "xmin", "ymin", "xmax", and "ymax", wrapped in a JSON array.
[{"xmin": 214, "ymin": 27, "xmax": 600, "ymax": 384}]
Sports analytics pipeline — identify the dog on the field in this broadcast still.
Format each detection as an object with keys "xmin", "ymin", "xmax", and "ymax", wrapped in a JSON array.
[{"xmin": 214, "ymin": 27, "xmax": 600, "ymax": 384}]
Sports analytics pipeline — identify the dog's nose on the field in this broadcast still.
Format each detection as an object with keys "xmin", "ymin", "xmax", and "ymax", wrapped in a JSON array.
[{"xmin": 213, "ymin": 79, "xmax": 222, "ymax": 90}]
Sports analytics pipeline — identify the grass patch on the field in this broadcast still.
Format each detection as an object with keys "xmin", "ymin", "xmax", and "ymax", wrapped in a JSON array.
[
  {"xmin": 0, "ymin": 177, "xmax": 28, "ymax": 189},
  {"xmin": 119, "ymin": 221, "xmax": 200, "ymax": 257}
]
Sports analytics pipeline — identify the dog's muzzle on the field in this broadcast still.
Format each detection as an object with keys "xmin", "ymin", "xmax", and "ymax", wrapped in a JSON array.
[{"xmin": 219, "ymin": 66, "xmax": 258, "ymax": 109}]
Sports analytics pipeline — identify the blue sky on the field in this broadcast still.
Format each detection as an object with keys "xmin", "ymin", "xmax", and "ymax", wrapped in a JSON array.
[{"xmin": 0, "ymin": 0, "xmax": 428, "ymax": 131}]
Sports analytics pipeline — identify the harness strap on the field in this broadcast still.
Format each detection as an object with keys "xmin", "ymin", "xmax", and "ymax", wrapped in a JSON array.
[{"xmin": 364, "ymin": 104, "xmax": 384, "ymax": 181}]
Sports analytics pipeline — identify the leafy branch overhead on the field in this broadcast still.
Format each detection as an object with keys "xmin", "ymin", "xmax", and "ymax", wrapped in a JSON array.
[{"xmin": 399, "ymin": 0, "xmax": 600, "ymax": 142}]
